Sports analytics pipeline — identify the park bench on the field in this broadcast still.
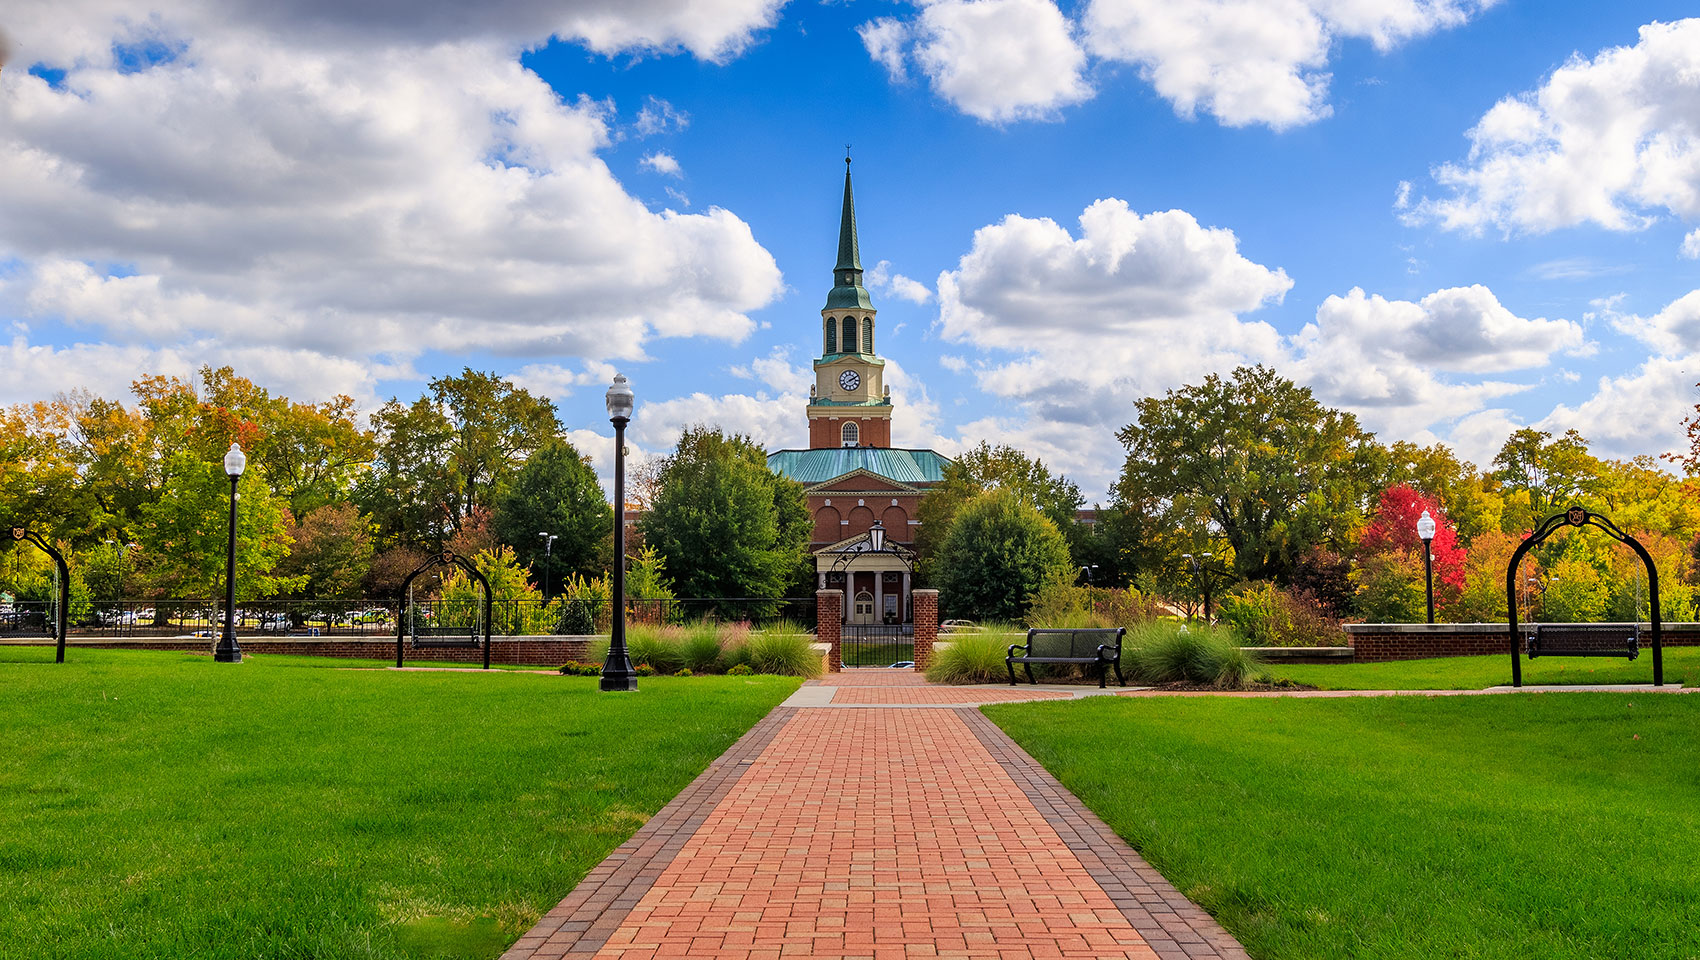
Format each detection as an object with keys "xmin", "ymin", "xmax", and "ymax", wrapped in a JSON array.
[
  {"xmin": 410, "ymin": 624, "xmax": 481, "ymax": 648},
  {"xmin": 1007, "ymin": 627, "xmax": 1126, "ymax": 688},
  {"xmin": 1525, "ymin": 624, "xmax": 1639, "ymax": 661}
]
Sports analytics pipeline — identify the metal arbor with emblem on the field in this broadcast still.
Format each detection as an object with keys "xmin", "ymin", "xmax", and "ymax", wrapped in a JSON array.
[
  {"xmin": 395, "ymin": 550, "xmax": 494, "ymax": 669},
  {"xmin": 9, "ymin": 526, "xmax": 70, "ymax": 663},
  {"xmin": 828, "ymin": 520, "xmax": 916, "ymax": 666},
  {"xmin": 1505, "ymin": 505, "xmax": 1663, "ymax": 687}
]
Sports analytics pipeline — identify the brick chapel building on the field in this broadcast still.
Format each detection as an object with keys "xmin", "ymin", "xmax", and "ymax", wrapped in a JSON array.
[{"xmin": 767, "ymin": 161, "xmax": 951, "ymax": 625}]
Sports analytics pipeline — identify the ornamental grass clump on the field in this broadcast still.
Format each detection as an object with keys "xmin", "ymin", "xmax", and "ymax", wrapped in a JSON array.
[
  {"xmin": 924, "ymin": 628, "xmax": 1012, "ymax": 684},
  {"xmin": 682, "ymin": 622, "xmax": 728, "ymax": 673},
  {"xmin": 1127, "ymin": 621, "xmax": 1261, "ymax": 688},
  {"xmin": 625, "ymin": 625, "xmax": 687, "ymax": 674},
  {"xmin": 736, "ymin": 631, "xmax": 823, "ymax": 677}
]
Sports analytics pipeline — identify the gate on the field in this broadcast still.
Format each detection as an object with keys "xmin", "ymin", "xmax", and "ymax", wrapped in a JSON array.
[{"xmin": 841, "ymin": 623, "xmax": 914, "ymax": 668}]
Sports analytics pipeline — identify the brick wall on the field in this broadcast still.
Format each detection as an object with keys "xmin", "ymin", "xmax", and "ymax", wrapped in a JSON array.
[
  {"xmin": 911, "ymin": 589, "xmax": 939, "ymax": 669},
  {"xmin": 817, "ymin": 589, "xmax": 843, "ymax": 671},
  {"xmin": 1344, "ymin": 623, "xmax": 1700, "ymax": 662}
]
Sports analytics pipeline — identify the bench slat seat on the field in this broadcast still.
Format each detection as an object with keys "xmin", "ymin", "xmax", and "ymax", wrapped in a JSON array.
[
  {"xmin": 1526, "ymin": 624, "xmax": 1639, "ymax": 661},
  {"xmin": 1008, "ymin": 627, "xmax": 1126, "ymax": 688},
  {"xmin": 412, "ymin": 624, "xmax": 481, "ymax": 648}
]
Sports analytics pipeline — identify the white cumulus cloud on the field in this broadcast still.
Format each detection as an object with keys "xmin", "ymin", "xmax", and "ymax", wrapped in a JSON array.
[
  {"xmin": 642, "ymin": 151, "xmax": 683, "ymax": 176},
  {"xmin": 1409, "ymin": 18, "xmax": 1700, "ymax": 235},
  {"xmin": 857, "ymin": 0, "xmax": 1092, "ymax": 124},
  {"xmin": 867, "ymin": 260, "xmax": 933, "ymax": 304}
]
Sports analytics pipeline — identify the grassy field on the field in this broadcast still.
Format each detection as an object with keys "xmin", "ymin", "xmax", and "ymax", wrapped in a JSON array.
[
  {"xmin": 1271, "ymin": 644, "xmax": 1700, "ymax": 689},
  {"xmin": 986, "ymin": 693, "xmax": 1700, "ymax": 960},
  {"xmin": 0, "ymin": 647, "xmax": 799, "ymax": 960}
]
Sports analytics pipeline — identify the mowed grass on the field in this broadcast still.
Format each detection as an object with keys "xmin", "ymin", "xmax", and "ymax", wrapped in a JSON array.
[
  {"xmin": 0, "ymin": 647, "xmax": 800, "ymax": 960},
  {"xmin": 1272, "ymin": 644, "xmax": 1700, "ymax": 690},
  {"xmin": 986, "ymin": 694, "xmax": 1700, "ymax": 960}
]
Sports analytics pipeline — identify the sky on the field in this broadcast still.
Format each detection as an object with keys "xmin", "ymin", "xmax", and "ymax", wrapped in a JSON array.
[{"xmin": 1, "ymin": 0, "xmax": 1697, "ymax": 500}]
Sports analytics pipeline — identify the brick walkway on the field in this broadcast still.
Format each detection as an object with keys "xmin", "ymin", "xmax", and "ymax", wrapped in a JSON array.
[{"xmin": 502, "ymin": 675, "xmax": 1247, "ymax": 960}]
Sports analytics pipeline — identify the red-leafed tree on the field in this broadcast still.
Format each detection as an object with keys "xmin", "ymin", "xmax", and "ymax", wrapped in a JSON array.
[{"xmin": 1354, "ymin": 484, "xmax": 1468, "ymax": 621}]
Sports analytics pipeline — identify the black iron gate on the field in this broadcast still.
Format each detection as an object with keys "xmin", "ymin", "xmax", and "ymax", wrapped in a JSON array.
[{"xmin": 841, "ymin": 623, "xmax": 915, "ymax": 668}]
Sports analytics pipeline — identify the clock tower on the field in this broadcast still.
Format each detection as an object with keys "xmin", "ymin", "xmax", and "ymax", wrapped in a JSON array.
[{"xmin": 807, "ymin": 158, "xmax": 892, "ymax": 449}]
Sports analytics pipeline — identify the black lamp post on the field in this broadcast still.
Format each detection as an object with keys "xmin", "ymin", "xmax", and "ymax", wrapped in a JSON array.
[
  {"xmin": 601, "ymin": 375, "xmax": 637, "ymax": 692},
  {"xmin": 1417, "ymin": 509, "xmax": 1436, "ymax": 625},
  {"xmin": 215, "ymin": 441, "xmax": 246, "ymax": 663},
  {"xmin": 104, "ymin": 538, "xmax": 138, "ymax": 600},
  {"xmin": 538, "ymin": 531, "xmax": 558, "ymax": 597}
]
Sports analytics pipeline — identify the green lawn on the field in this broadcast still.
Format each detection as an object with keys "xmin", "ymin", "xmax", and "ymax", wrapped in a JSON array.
[
  {"xmin": 1271, "ymin": 644, "xmax": 1700, "ymax": 689},
  {"xmin": 0, "ymin": 647, "xmax": 799, "ymax": 960},
  {"xmin": 986, "ymin": 694, "xmax": 1700, "ymax": 960}
]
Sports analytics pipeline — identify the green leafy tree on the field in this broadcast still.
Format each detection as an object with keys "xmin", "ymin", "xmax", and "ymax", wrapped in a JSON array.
[
  {"xmin": 359, "ymin": 396, "xmax": 456, "ymax": 549},
  {"xmin": 134, "ymin": 453, "xmax": 299, "ymax": 599},
  {"xmin": 1116, "ymin": 365, "xmax": 1383, "ymax": 583},
  {"xmin": 432, "ymin": 369, "xmax": 560, "ymax": 531},
  {"xmin": 492, "ymin": 439, "xmax": 612, "ymax": 591},
  {"xmin": 638, "ymin": 427, "xmax": 810, "ymax": 599},
  {"xmin": 1493, "ymin": 428, "xmax": 1604, "ymax": 533},
  {"xmin": 933, "ymin": 488, "xmax": 1074, "ymax": 622},
  {"xmin": 915, "ymin": 442, "xmax": 1084, "ymax": 575},
  {"xmin": 1381, "ymin": 440, "xmax": 1503, "ymax": 542}
]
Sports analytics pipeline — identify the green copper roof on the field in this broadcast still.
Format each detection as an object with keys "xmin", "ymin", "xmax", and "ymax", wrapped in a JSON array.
[
  {"xmin": 824, "ymin": 160, "xmax": 873, "ymax": 311},
  {"xmin": 767, "ymin": 447, "xmax": 952, "ymax": 486}
]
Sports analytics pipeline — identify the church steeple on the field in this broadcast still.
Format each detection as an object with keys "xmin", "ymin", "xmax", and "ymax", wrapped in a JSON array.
[{"xmin": 825, "ymin": 158, "xmax": 872, "ymax": 311}]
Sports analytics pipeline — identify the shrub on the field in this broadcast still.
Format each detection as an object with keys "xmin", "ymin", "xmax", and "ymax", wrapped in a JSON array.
[
  {"xmin": 1217, "ymin": 581, "xmax": 1341, "ymax": 646},
  {"xmin": 557, "ymin": 660, "xmax": 600, "ymax": 676},
  {"xmin": 1025, "ymin": 582, "xmax": 1163, "ymax": 629},
  {"xmin": 726, "ymin": 663, "xmax": 754, "ymax": 676},
  {"xmin": 1126, "ymin": 621, "xmax": 1262, "ymax": 688},
  {"xmin": 737, "ymin": 632, "xmax": 823, "ymax": 677},
  {"xmin": 558, "ymin": 600, "xmax": 596, "ymax": 635},
  {"xmin": 674, "ymin": 668, "xmax": 693, "ymax": 677},
  {"xmin": 924, "ymin": 629, "xmax": 1013, "ymax": 684},
  {"xmin": 934, "ymin": 488, "xmax": 1074, "ymax": 622},
  {"xmin": 634, "ymin": 663, "xmax": 657, "ymax": 677}
]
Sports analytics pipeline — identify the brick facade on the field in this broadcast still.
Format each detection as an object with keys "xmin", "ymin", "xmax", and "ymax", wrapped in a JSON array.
[
  {"xmin": 807, "ymin": 414, "xmax": 891, "ymax": 449},
  {"xmin": 1343, "ymin": 623, "xmax": 1700, "ymax": 662}
]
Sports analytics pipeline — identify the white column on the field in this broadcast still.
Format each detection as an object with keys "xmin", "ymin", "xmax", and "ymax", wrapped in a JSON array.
[
  {"xmin": 818, "ymin": 571, "xmax": 827, "ymax": 591},
  {"xmin": 873, "ymin": 571, "xmax": 884, "ymax": 625},
  {"xmin": 901, "ymin": 571, "xmax": 911, "ymax": 622}
]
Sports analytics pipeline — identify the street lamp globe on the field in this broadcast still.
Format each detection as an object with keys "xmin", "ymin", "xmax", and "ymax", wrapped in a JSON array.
[
  {"xmin": 1416, "ymin": 509, "xmax": 1436, "ymax": 541},
  {"xmin": 223, "ymin": 441, "xmax": 247, "ymax": 478},
  {"xmin": 605, "ymin": 374, "xmax": 634, "ymax": 421}
]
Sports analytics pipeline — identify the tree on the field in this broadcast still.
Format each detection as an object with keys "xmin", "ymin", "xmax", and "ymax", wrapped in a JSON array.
[
  {"xmin": 1354, "ymin": 485, "xmax": 1466, "ymax": 621},
  {"xmin": 1492, "ymin": 428, "xmax": 1603, "ymax": 532},
  {"xmin": 638, "ymin": 427, "xmax": 810, "ymax": 599},
  {"xmin": 1667, "ymin": 383, "xmax": 1699, "ymax": 477},
  {"xmin": 915, "ymin": 442, "xmax": 1084, "ymax": 573},
  {"xmin": 1381, "ymin": 440, "xmax": 1503, "ymax": 542},
  {"xmin": 1116, "ymin": 365, "xmax": 1382, "ymax": 583},
  {"xmin": 277, "ymin": 503, "xmax": 374, "ymax": 602},
  {"xmin": 133, "ymin": 453, "xmax": 299, "ymax": 599},
  {"xmin": 430, "ymin": 369, "xmax": 560, "ymax": 529},
  {"xmin": 491, "ymin": 439, "xmax": 613, "ymax": 591},
  {"xmin": 933, "ymin": 488, "xmax": 1074, "ymax": 622}
]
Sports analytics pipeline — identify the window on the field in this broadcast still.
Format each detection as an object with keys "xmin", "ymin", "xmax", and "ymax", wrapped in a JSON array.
[
  {"xmin": 841, "ymin": 421, "xmax": 859, "ymax": 446},
  {"xmin": 863, "ymin": 317, "xmax": 874, "ymax": 355},
  {"xmin": 842, "ymin": 316, "xmax": 858, "ymax": 353},
  {"xmin": 825, "ymin": 318, "xmax": 836, "ymax": 354}
]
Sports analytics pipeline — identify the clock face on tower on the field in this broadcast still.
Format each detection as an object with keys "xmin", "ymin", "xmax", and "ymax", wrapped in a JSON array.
[{"xmin": 839, "ymin": 370, "xmax": 860, "ymax": 392}]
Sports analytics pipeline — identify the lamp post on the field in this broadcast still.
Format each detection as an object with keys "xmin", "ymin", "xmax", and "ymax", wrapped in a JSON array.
[
  {"xmin": 1416, "ymin": 509, "xmax": 1436, "ymax": 625},
  {"xmin": 538, "ymin": 531, "xmax": 558, "ymax": 597},
  {"xmin": 104, "ymin": 538, "xmax": 139, "ymax": 601},
  {"xmin": 601, "ymin": 375, "xmax": 637, "ymax": 692},
  {"xmin": 215, "ymin": 442, "xmax": 246, "ymax": 663}
]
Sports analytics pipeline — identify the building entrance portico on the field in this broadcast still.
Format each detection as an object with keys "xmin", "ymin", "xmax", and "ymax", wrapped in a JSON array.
[{"xmin": 817, "ymin": 530, "xmax": 915, "ymax": 626}]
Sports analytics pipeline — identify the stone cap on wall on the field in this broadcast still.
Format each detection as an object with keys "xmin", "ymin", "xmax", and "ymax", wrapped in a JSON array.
[{"xmin": 1344, "ymin": 622, "xmax": 1700, "ymax": 634}]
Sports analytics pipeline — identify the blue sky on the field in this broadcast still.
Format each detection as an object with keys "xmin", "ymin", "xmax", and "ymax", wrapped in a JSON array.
[{"xmin": 1, "ymin": 1, "xmax": 1697, "ymax": 498}]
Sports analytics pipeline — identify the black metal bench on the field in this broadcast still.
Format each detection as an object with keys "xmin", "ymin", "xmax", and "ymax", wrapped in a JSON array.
[
  {"xmin": 411, "ymin": 624, "xmax": 481, "ymax": 648},
  {"xmin": 1525, "ymin": 624, "xmax": 1639, "ymax": 660},
  {"xmin": 1007, "ymin": 627, "xmax": 1126, "ymax": 688}
]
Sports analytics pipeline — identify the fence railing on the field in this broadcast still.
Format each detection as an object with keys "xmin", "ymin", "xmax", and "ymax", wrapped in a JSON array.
[{"xmin": 8, "ymin": 597, "xmax": 818, "ymax": 639}]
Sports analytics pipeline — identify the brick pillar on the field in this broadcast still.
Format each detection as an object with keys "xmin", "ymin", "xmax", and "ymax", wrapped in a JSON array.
[
  {"xmin": 817, "ymin": 589, "xmax": 843, "ymax": 672},
  {"xmin": 911, "ymin": 589, "xmax": 938, "ymax": 671}
]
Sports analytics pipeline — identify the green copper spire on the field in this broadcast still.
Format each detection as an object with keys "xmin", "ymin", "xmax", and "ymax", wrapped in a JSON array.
[
  {"xmin": 835, "ymin": 159, "xmax": 861, "ymax": 272},
  {"xmin": 826, "ymin": 158, "xmax": 873, "ymax": 310}
]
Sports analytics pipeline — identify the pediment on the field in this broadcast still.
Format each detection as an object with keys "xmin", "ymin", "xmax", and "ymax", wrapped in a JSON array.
[{"xmin": 805, "ymin": 468, "xmax": 920, "ymax": 494}]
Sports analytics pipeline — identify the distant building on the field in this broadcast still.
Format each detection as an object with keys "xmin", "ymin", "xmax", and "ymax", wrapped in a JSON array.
[{"xmin": 767, "ymin": 161, "xmax": 950, "ymax": 624}]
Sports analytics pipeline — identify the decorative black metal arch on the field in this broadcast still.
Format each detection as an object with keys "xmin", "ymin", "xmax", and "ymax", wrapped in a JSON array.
[
  {"xmin": 395, "ymin": 550, "xmax": 493, "ymax": 669},
  {"xmin": 1506, "ymin": 505, "xmax": 1662, "ymax": 687},
  {"xmin": 9, "ymin": 526, "xmax": 70, "ymax": 663}
]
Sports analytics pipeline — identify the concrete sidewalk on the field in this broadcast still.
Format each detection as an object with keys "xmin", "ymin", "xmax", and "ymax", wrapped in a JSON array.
[{"xmin": 501, "ymin": 672, "xmax": 1246, "ymax": 960}]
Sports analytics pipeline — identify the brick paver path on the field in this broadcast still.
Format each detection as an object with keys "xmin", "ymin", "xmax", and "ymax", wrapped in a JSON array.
[{"xmin": 502, "ymin": 675, "xmax": 1248, "ymax": 960}]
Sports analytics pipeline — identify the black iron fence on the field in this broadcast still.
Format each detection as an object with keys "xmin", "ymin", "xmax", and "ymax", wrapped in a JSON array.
[{"xmin": 3, "ymin": 597, "xmax": 818, "ymax": 639}]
